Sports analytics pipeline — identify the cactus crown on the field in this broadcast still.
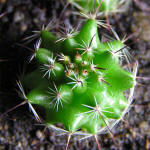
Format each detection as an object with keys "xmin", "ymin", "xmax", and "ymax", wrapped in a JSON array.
[{"xmin": 22, "ymin": 18, "xmax": 135, "ymax": 139}]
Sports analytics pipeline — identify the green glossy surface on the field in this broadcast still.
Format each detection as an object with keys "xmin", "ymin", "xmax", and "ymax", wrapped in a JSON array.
[
  {"xmin": 70, "ymin": 0, "xmax": 120, "ymax": 14},
  {"xmin": 36, "ymin": 48, "xmax": 53, "ymax": 64},
  {"xmin": 23, "ymin": 18, "xmax": 134, "ymax": 134}
]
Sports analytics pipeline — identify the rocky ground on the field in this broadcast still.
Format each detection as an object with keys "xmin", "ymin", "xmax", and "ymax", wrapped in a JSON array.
[{"xmin": 0, "ymin": 0, "xmax": 150, "ymax": 150}]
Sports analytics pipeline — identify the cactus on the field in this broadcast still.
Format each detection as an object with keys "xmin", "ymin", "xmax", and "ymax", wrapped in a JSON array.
[
  {"xmin": 68, "ymin": 0, "xmax": 131, "ymax": 16},
  {"xmin": 0, "ymin": 2, "xmax": 137, "ymax": 149},
  {"xmin": 17, "ymin": 16, "xmax": 137, "ymax": 149}
]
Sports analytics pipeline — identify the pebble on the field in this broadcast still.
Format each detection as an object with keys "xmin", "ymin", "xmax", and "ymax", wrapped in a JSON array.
[
  {"xmin": 139, "ymin": 121, "xmax": 150, "ymax": 135},
  {"xmin": 36, "ymin": 130, "xmax": 45, "ymax": 141},
  {"xmin": 0, "ymin": 0, "xmax": 6, "ymax": 4},
  {"xmin": 14, "ymin": 11, "xmax": 25, "ymax": 23}
]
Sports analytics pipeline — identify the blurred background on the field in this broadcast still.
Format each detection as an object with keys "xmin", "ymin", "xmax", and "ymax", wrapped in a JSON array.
[{"xmin": 0, "ymin": 0, "xmax": 150, "ymax": 149}]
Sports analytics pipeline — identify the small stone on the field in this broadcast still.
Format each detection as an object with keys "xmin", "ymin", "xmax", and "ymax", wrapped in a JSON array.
[
  {"xmin": 21, "ymin": 23, "xmax": 28, "ymax": 32},
  {"xmin": 4, "ymin": 124, "xmax": 8, "ymax": 130},
  {"xmin": 36, "ymin": 130, "xmax": 45, "ymax": 141},
  {"xmin": 31, "ymin": 139, "xmax": 38, "ymax": 145},
  {"xmin": 14, "ymin": 11, "xmax": 24, "ymax": 23},
  {"xmin": 0, "ymin": 0, "xmax": 6, "ymax": 4},
  {"xmin": 139, "ymin": 121, "xmax": 150, "ymax": 135},
  {"xmin": 17, "ymin": 142, "xmax": 22, "ymax": 148}
]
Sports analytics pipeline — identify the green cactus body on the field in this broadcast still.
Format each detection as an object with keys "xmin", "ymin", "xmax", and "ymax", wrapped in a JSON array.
[
  {"xmin": 69, "ymin": 0, "xmax": 128, "ymax": 15},
  {"xmin": 23, "ymin": 18, "xmax": 134, "ymax": 136}
]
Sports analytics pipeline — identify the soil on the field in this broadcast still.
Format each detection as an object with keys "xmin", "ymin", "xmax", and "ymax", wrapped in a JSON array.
[{"xmin": 0, "ymin": 0, "xmax": 150, "ymax": 150}]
